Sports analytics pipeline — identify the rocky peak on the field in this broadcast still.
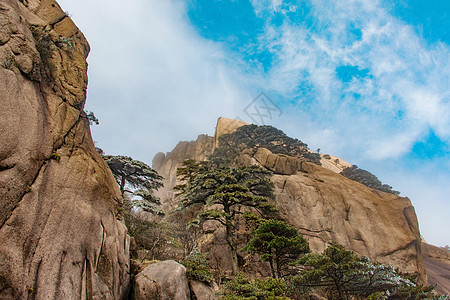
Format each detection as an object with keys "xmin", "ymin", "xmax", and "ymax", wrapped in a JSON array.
[
  {"xmin": 213, "ymin": 117, "xmax": 249, "ymax": 148},
  {"xmin": 153, "ymin": 134, "xmax": 214, "ymax": 211},
  {"xmin": 0, "ymin": 1, "xmax": 129, "ymax": 298}
]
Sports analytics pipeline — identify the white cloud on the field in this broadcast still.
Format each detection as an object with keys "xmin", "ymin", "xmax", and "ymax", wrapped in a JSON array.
[
  {"xmin": 256, "ymin": 0, "xmax": 450, "ymax": 160},
  {"xmin": 58, "ymin": 0, "xmax": 255, "ymax": 162}
]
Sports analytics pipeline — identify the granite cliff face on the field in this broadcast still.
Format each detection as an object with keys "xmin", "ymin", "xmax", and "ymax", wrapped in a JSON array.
[
  {"xmin": 250, "ymin": 148, "xmax": 426, "ymax": 282},
  {"xmin": 153, "ymin": 134, "xmax": 214, "ymax": 212},
  {"xmin": 0, "ymin": 1, "xmax": 129, "ymax": 298},
  {"xmin": 422, "ymin": 243, "xmax": 450, "ymax": 295},
  {"xmin": 153, "ymin": 117, "xmax": 430, "ymax": 284}
]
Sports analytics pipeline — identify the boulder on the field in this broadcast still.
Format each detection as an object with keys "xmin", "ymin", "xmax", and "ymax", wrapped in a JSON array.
[
  {"xmin": 190, "ymin": 280, "xmax": 217, "ymax": 300},
  {"xmin": 271, "ymin": 158, "xmax": 427, "ymax": 283},
  {"xmin": 133, "ymin": 260, "xmax": 190, "ymax": 300},
  {"xmin": 0, "ymin": 1, "xmax": 129, "ymax": 298}
]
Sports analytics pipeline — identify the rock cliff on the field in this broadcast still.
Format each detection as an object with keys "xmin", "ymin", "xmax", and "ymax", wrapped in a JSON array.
[
  {"xmin": 422, "ymin": 243, "xmax": 450, "ymax": 295},
  {"xmin": 152, "ymin": 117, "xmax": 249, "ymax": 212},
  {"xmin": 0, "ymin": 1, "xmax": 129, "ymax": 298},
  {"xmin": 153, "ymin": 134, "xmax": 214, "ymax": 212},
  {"xmin": 154, "ymin": 117, "xmax": 429, "ymax": 284}
]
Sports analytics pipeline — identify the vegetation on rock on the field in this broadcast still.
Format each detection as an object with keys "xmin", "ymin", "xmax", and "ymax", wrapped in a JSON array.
[
  {"xmin": 181, "ymin": 248, "xmax": 214, "ymax": 284},
  {"xmin": 177, "ymin": 161, "xmax": 278, "ymax": 275},
  {"xmin": 220, "ymin": 273, "xmax": 290, "ymax": 300},
  {"xmin": 104, "ymin": 155, "xmax": 164, "ymax": 214},
  {"xmin": 340, "ymin": 165, "xmax": 400, "ymax": 195},
  {"xmin": 210, "ymin": 124, "xmax": 321, "ymax": 166},
  {"xmin": 290, "ymin": 243, "xmax": 439, "ymax": 299}
]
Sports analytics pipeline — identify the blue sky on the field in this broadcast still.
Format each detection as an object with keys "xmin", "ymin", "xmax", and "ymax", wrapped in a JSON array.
[{"xmin": 58, "ymin": 0, "xmax": 449, "ymax": 247}]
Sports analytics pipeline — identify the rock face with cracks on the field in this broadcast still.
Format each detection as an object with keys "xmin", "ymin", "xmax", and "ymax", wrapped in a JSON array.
[
  {"xmin": 153, "ymin": 134, "xmax": 214, "ymax": 212},
  {"xmin": 0, "ymin": 0, "xmax": 129, "ymax": 298}
]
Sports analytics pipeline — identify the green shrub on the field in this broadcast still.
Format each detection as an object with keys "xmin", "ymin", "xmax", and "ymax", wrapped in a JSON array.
[
  {"xmin": 2, "ymin": 54, "xmax": 16, "ymax": 69},
  {"xmin": 181, "ymin": 249, "xmax": 213, "ymax": 284},
  {"xmin": 220, "ymin": 274, "xmax": 290, "ymax": 300},
  {"xmin": 50, "ymin": 152, "xmax": 61, "ymax": 161},
  {"xmin": 340, "ymin": 165, "xmax": 400, "ymax": 195}
]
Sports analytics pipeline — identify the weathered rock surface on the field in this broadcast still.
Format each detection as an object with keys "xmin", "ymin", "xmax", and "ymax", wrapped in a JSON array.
[
  {"xmin": 269, "ymin": 156, "xmax": 427, "ymax": 283},
  {"xmin": 213, "ymin": 117, "xmax": 249, "ymax": 148},
  {"xmin": 422, "ymin": 243, "xmax": 450, "ymax": 295},
  {"xmin": 153, "ymin": 134, "xmax": 214, "ymax": 212},
  {"xmin": 189, "ymin": 280, "xmax": 217, "ymax": 300},
  {"xmin": 0, "ymin": 1, "xmax": 129, "ymax": 298},
  {"xmin": 133, "ymin": 260, "xmax": 190, "ymax": 300}
]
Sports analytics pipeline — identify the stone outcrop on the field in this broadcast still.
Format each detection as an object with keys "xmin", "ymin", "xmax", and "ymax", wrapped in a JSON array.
[
  {"xmin": 0, "ymin": 1, "xmax": 129, "ymax": 298},
  {"xmin": 153, "ymin": 134, "xmax": 214, "ymax": 212},
  {"xmin": 422, "ymin": 243, "xmax": 450, "ymax": 295},
  {"xmin": 213, "ymin": 117, "xmax": 249, "ymax": 148},
  {"xmin": 267, "ymin": 155, "xmax": 427, "ymax": 283},
  {"xmin": 133, "ymin": 260, "xmax": 190, "ymax": 300}
]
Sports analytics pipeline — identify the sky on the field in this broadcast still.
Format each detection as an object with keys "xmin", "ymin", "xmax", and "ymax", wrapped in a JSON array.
[{"xmin": 57, "ymin": 0, "xmax": 449, "ymax": 247}]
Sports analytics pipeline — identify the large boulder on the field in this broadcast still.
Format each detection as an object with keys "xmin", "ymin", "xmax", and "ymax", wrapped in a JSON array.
[
  {"xmin": 133, "ymin": 260, "xmax": 190, "ymax": 300},
  {"xmin": 0, "ymin": 0, "xmax": 129, "ymax": 298},
  {"xmin": 189, "ymin": 280, "xmax": 217, "ymax": 300},
  {"xmin": 269, "ymin": 154, "xmax": 427, "ymax": 283}
]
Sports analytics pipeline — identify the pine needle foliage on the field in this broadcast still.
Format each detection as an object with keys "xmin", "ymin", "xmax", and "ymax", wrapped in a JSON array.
[
  {"xmin": 244, "ymin": 219, "xmax": 310, "ymax": 278},
  {"xmin": 177, "ymin": 162, "xmax": 278, "ymax": 275},
  {"xmin": 103, "ymin": 155, "xmax": 163, "ymax": 214},
  {"xmin": 210, "ymin": 124, "xmax": 321, "ymax": 166}
]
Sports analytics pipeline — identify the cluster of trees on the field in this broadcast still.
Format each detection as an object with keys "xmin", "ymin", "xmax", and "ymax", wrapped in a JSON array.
[
  {"xmin": 210, "ymin": 125, "xmax": 322, "ymax": 166},
  {"xmin": 340, "ymin": 165, "xmax": 400, "ymax": 195},
  {"xmin": 173, "ymin": 159, "xmax": 441, "ymax": 299},
  {"xmin": 220, "ymin": 241, "xmax": 441, "ymax": 299},
  {"xmin": 101, "ymin": 153, "xmax": 442, "ymax": 299}
]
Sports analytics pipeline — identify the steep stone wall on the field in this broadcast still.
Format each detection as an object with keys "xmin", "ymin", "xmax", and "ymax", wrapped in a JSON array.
[
  {"xmin": 422, "ymin": 243, "xmax": 450, "ymax": 295},
  {"xmin": 152, "ymin": 134, "xmax": 214, "ymax": 212},
  {"xmin": 0, "ymin": 1, "xmax": 129, "ymax": 298}
]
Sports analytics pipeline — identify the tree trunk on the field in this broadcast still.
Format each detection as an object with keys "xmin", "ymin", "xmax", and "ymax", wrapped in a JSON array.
[
  {"xmin": 224, "ymin": 208, "xmax": 238, "ymax": 275},
  {"xmin": 120, "ymin": 175, "xmax": 126, "ymax": 197},
  {"xmin": 275, "ymin": 249, "xmax": 281, "ymax": 278},
  {"xmin": 269, "ymin": 257, "xmax": 275, "ymax": 278}
]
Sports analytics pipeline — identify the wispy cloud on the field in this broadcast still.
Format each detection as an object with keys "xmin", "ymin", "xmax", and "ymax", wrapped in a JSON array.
[{"xmin": 253, "ymin": 0, "xmax": 450, "ymax": 160}]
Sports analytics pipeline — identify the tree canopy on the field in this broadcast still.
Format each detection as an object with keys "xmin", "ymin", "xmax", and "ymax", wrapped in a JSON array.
[
  {"xmin": 210, "ymin": 124, "xmax": 322, "ymax": 166},
  {"xmin": 340, "ymin": 165, "xmax": 400, "ymax": 195},
  {"xmin": 177, "ymin": 162, "xmax": 278, "ymax": 275},
  {"xmin": 103, "ymin": 155, "xmax": 163, "ymax": 214},
  {"xmin": 245, "ymin": 219, "xmax": 310, "ymax": 278},
  {"xmin": 292, "ymin": 243, "xmax": 437, "ymax": 300}
]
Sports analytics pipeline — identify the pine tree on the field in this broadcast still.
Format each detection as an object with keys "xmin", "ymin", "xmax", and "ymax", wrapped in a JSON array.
[
  {"xmin": 103, "ymin": 155, "xmax": 163, "ymax": 214},
  {"xmin": 245, "ymin": 219, "xmax": 310, "ymax": 278},
  {"xmin": 178, "ymin": 164, "xmax": 278, "ymax": 275}
]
